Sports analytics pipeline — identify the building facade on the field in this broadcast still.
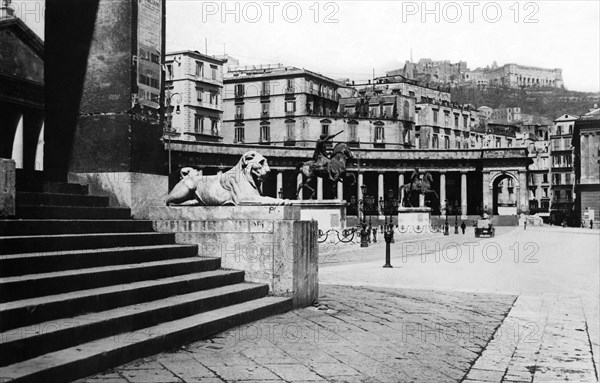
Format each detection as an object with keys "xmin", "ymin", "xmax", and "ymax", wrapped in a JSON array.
[
  {"xmin": 222, "ymin": 65, "xmax": 340, "ymax": 147},
  {"xmin": 165, "ymin": 51, "xmax": 227, "ymax": 143},
  {"xmin": 0, "ymin": 8, "xmax": 44, "ymax": 172},
  {"xmin": 549, "ymin": 114, "xmax": 578, "ymax": 218},
  {"xmin": 573, "ymin": 107, "xmax": 600, "ymax": 224}
]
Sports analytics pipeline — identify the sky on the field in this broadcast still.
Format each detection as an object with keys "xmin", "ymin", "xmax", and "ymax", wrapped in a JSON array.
[{"xmin": 14, "ymin": 0, "xmax": 600, "ymax": 92}]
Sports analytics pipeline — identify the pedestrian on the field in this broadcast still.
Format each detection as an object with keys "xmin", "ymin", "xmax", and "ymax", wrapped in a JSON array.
[
  {"xmin": 460, "ymin": 221, "xmax": 466, "ymax": 234},
  {"xmin": 591, "ymin": 220, "xmax": 594, "ymax": 229},
  {"xmin": 524, "ymin": 219, "xmax": 527, "ymax": 230}
]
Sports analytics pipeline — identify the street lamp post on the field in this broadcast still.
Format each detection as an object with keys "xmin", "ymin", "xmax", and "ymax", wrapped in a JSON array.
[
  {"xmin": 356, "ymin": 184, "xmax": 372, "ymax": 247},
  {"xmin": 164, "ymin": 92, "xmax": 182, "ymax": 174},
  {"xmin": 381, "ymin": 188, "xmax": 399, "ymax": 268}
]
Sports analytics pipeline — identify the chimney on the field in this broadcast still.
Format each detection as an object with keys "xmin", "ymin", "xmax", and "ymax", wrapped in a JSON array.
[{"xmin": 1, "ymin": 0, "xmax": 15, "ymax": 19}]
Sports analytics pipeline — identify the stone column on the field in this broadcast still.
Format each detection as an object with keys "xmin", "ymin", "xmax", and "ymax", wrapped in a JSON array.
[
  {"xmin": 276, "ymin": 171, "xmax": 283, "ymax": 197},
  {"xmin": 461, "ymin": 172, "xmax": 467, "ymax": 216},
  {"xmin": 317, "ymin": 178, "xmax": 323, "ymax": 200},
  {"xmin": 398, "ymin": 173, "xmax": 404, "ymax": 188},
  {"xmin": 378, "ymin": 173, "xmax": 384, "ymax": 214},
  {"xmin": 297, "ymin": 173, "xmax": 303, "ymax": 200},
  {"xmin": 440, "ymin": 171, "xmax": 447, "ymax": 208},
  {"xmin": 482, "ymin": 172, "xmax": 492, "ymax": 214},
  {"xmin": 358, "ymin": 173, "xmax": 364, "ymax": 200},
  {"xmin": 337, "ymin": 181, "xmax": 344, "ymax": 200}
]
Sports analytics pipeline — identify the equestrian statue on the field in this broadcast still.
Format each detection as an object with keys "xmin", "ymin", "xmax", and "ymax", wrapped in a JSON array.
[
  {"xmin": 399, "ymin": 168, "xmax": 438, "ymax": 207},
  {"xmin": 296, "ymin": 131, "xmax": 356, "ymax": 199}
]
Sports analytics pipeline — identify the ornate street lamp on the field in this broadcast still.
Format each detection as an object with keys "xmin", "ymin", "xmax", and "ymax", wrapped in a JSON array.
[
  {"xmin": 164, "ymin": 92, "xmax": 182, "ymax": 174},
  {"xmin": 278, "ymin": 188, "xmax": 283, "ymax": 199},
  {"xmin": 380, "ymin": 188, "xmax": 399, "ymax": 268}
]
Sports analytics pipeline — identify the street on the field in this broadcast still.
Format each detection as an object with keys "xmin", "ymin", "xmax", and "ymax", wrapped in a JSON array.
[{"xmin": 77, "ymin": 226, "xmax": 599, "ymax": 383}]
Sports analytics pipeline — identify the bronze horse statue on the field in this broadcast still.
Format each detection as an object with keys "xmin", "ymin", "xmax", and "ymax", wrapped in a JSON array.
[
  {"xmin": 296, "ymin": 142, "xmax": 355, "ymax": 199},
  {"xmin": 399, "ymin": 170, "xmax": 438, "ymax": 207}
]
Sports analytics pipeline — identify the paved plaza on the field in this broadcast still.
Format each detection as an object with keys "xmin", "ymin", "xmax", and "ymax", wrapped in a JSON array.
[{"xmin": 78, "ymin": 226, "xmax": 599, "ymax": 383}]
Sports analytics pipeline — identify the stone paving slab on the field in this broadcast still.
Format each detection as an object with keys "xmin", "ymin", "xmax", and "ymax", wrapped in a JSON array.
[{"xmin": 76, "ymin": 285, "xmax": 515, "ymax": 383}]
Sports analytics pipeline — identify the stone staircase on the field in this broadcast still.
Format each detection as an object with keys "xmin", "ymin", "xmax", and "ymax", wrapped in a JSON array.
[{"xmin": 0, "ymin": 182, "xmax": 292, "ymax": 382}]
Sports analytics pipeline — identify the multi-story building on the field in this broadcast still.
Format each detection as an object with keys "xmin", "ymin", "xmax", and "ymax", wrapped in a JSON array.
[
  {"xmin": 414, "ymin": 101, "xmax": 479, "ymax": 150},
  {"xmin": 491, "ymin": 107, "xmax": 521, "ymax": 123},
  {"xmin": 387, "ymin": 59, "xmax": 467, "ymax": 85},
  {"xmin": 164, "ymin": 51, "xmax": 227, "ymax": 143},
  {"xmin": 550, "ymin": 114, "xmax": 578, "ymax": 217},
  {"xmin": 222, "ymin": 65, "xmax": 340, "ymax": 147},
  {"xmin": 573, "ymin": 107, "xmax": 600, "ymax": 225}
]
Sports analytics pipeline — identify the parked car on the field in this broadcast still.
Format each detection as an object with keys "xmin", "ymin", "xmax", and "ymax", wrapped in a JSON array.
[{"xmin": 474, "ymin": 217, "xmax": 495, "ymax": 237}]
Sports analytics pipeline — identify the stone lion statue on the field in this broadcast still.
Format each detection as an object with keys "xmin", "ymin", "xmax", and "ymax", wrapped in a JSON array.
[{"xmin": 166, "ymin": 151, "xmax": 290, "ymax": 206}]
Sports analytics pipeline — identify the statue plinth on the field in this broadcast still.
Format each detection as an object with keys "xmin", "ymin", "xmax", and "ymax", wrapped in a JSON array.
[
  {"xmin": 150, "ymin": 205, "xmax": 318, "ymax": 308},
  {"xmin": 397, "ymin": 207, "xmax": 432, "ymax": 234},
  {"xmin": 289, "ymin": 199, "xmax": 347, "ymax": 231}
]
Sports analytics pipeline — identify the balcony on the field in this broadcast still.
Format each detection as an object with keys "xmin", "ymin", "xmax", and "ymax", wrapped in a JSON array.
[
  {"xmin": 285, "ymin": 87, "xmax": 295, "ymax": 94},
  {"xmin": 259, "ymin": 137, "xmax": 271, "ymax": 145},
  {"xmin": 284, "ymin": 138, "xmax": 296, "ymax": 147},
  {"xmin": 261, "ymin": 111, "xmax": 270, "ymax": 119},
  {"xmin": 235, "ymin": 113, "xmax": 244, "ymax": 120},
  {"xmin": 285, "ymin": 111, "xmax": 295, "ymax": 117},
  {"xmin": 261, "ymin": 89, "xmax": 270, "ymax": 97}
]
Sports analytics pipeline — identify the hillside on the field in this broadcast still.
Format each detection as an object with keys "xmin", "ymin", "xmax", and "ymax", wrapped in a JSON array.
[{"xmin": 450, "ymin": 85, "xmax": 599, "ymax": 120}]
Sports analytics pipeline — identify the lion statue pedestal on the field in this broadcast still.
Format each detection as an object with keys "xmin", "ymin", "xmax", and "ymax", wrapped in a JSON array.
[{"xmin": 155, "ymin": 152, "xmax": 318, "ymax": 308}]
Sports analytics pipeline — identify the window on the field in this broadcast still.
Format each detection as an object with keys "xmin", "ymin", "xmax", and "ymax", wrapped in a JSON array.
[
  {"xmin": 322, "ymin": 124, "xmax": 329, "ymax": 135},
  {"xmin": 166, "ymin": 64, "xmax": 173, "ymax": 80},
  {"xmin": 403, "ymin": 101, "xmax": 410, "ymax": 121},
  {"xmin": 433, "ymin": 110, "xmax": 438, "ymax": 124},
  {"xmin": 444, "ymin": 113, "xmax": 450, "ymax": 126},
  {"xmin": 495, "ymin": 137, "xmax": 501, "ymax": 147},
  {"xmin": 261, "ymin": 103, "xmax": 269, "ymax": 117},
  {"xmin": 432, "ymin": 134, "xmax": 439, "ymax": 149},
  {"xmin": 507, "ymin": 139, "xmax": 512, "ymax": 147},
  {"xmin": 286, "ymin": 79, "xmax": 294, "ymax": 93},
  {"xmin": 196, "ymin": 88, "xmax": 203, "ymax": 102},
  {"xmin": 235, "ymin": 84, "xmax": 245, "ymax": 98},
  {"xmin": 195, "ymin": 62, "xmax": 204, "ymax": 77},
  {"xmin": 444, "ymin": 136, "xmax": 450, "ymax": 149},
  {"xmin": 348, "ymin": 123, "xmax": 357, "ymax": 141},
  {"xmin": 261, "ymin": 81, "xmax": 270, "ymax": 96},
  {"xmin": 194, "ymin": 115, "xmax": 204, "ymax": 133},
  {"xmin": 566, "ymin": 190, "xmax": 572, "ymax": 201},
  {"xmin": 375, "ymin": 126, "xmax": 384, "ymax": 141},
  {"xmin": 463, "ymin": 142, "xmax": 469, "ymax": 149},
  {"xmin": 211, "ymin": 120, "xmax": 218, "ymax": 135},
  {"xmin": 210, "ymin": 92, "xmax": 217, "ymax": 105},
  {"xmin": 286, "ymin": 122, "xmax": 295, "ymax": 140},
  {"xmin": 543, "ymin": 173, "xmax": 548, "ymax": 183},
  {"xmin": 463, "ymin": 115, "xmax": 468, "ymax": 128},
  {"xmin": 210, "ymin": 65, "xmax": 217, "ymax": 80},
  {"xmin": 234, "ymin": 126, "xmax": 245, "ymax": 143},
  {"xmin": 455, "ymin": 140, "xmax": 460, "ymax": 149},
  {"xmin": 235, "ymin": 105, "xmax": 244, "ymax": 119},
  {"xmin": 260, "ymin": 125, "xmax": 270, "ymax": 143},
  {"xmin": 543, "ymin": 187, "xmax": 548, "ymax": 197},
  {"xmin": 285, "ymin": 101, "xmax": 296, "ymax": 114},
  {"xmin": 454, "ymin": 115, "xmax": 459, "ymax": 127}
]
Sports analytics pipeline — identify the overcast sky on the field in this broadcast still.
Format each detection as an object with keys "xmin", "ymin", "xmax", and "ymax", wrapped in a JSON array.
[{"xmin": 16, "ymin": 0, "xmax": 600, "ymax": 92}]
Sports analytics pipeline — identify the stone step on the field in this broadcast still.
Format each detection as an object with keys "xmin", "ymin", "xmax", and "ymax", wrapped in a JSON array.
[
  {"xmin": 15, "ymin": 205, "xmax": 131, "ymax": 219},
  {"xmin": 0, "ymin": 269, "xmax": 244, "ymax": 332},
  {"xmin": 0, "ymin": 297, "xmax": 292, "ymax": 383},
  {"xmin": 0, "ymin": 283, "xmax": 269, "ymax": 366},
  {"xmin": 0, "ymin": 257, "xmax": 220, "ymax": 303},
  {"xmin": 43, "ymin": 182, "xmax": 89, "ymax": 195},
  {"xmin": 16, "ymin": 192, "xmax": 109, "ymax": 208},
  {"xmin": 0, "ymin": 232, "xmax": 176, "ymax": 255},
  {"xmin": 0, "ymin": 219, "xmax": 155, "ymax": 236},
  {"xmin": 0, "ymin": 244, "xmax": 200, "ymax": 277}
]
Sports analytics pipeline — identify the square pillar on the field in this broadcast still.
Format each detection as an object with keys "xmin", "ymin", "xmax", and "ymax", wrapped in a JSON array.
[{"xmin": 276, "ymin": 171, "xmax": 283, "ymax": 197}]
